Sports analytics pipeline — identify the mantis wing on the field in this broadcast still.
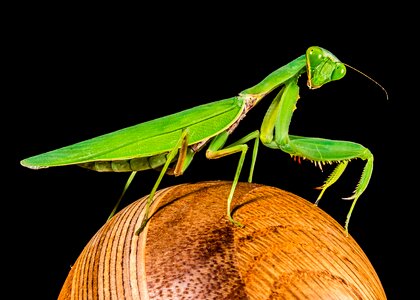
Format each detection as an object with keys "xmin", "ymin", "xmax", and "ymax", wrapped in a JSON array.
[{"xmin": 21, "ymin": 97, "xmax": 244, "ymax": 168}]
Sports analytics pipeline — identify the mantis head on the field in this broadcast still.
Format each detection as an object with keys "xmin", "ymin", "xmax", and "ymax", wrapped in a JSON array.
[
  {"xmin": 306, "ymin": 46, "xmax": 389, "ymax": 99},
  {"xmin": 306, "ymin": 46, "xmax": 346, "ymax": 89}
]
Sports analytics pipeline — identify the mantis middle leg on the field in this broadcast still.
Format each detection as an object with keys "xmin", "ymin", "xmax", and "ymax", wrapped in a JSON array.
[
  {"xmin": 206, "ymin": 130, "xmax": 260, "ymax": 227},
  {"xmin": 261, "ymin": 76, "xmax": 374, "ymax": 235}
]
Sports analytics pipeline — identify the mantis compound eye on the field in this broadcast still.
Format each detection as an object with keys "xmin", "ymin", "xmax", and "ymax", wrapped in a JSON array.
[
  {"xmin": 306, "ymin": 46, "xmax": 324, "ymax": 67},
  {"xmin": 331, "ymin": 64, "xmax": 346, "ymax": 81}
]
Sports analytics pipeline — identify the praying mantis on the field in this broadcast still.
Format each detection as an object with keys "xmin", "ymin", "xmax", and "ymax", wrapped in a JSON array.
[{"xmin": 21, "ymin": 46, "xmax": 386, "ymax": 236}]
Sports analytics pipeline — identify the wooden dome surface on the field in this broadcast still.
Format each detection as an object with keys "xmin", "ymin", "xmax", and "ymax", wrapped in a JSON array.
[{"xmin": 58, "ymin": 181, "xmax": 386, "ymax": 299}]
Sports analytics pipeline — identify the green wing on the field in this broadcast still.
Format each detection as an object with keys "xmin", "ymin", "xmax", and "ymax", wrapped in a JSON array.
[{"xmin": 21, "ymin": 97, "xmax": 244, "ymax": 168}]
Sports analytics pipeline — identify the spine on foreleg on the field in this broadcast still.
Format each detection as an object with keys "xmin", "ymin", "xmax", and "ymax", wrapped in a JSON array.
[{"xmin": 78, "ymin": 153, "xmax": 169, "ymax": 172}]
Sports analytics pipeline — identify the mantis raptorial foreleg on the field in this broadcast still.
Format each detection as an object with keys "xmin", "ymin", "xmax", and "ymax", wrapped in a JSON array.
[
  {"xmin": 255, "ymin": 76, "xmax": 374, "ymax": 235},
  {"xmin": 206, "ymin": 130, "xmax": 260, "ymax": 226}
]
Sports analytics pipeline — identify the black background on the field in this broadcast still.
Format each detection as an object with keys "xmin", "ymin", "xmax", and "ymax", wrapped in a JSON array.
[{"xmin": 9, "ymin": 5, "xmax": 413, "ymax": 299}]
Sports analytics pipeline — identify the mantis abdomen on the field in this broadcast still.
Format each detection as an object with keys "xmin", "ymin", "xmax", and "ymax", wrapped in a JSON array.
[{"xmin": 78, "ymin": 153, "xmax": 169, "ymax": 172}]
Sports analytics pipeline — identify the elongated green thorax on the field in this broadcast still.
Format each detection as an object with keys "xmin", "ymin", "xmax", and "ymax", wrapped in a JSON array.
[{"xmin": 240, "ymin": 55, "xmax": 306, "ymax": 97}]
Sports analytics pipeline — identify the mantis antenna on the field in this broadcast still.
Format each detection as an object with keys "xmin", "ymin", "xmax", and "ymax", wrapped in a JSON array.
[{"xmin": 344, "ymin": 63, "xmax": 389, "ymax": 100}]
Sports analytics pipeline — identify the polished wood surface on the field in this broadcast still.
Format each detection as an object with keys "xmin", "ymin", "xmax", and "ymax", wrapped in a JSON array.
[{"xmin": 59, "ymin": 181, "xmax": 386, "ymax": 299}]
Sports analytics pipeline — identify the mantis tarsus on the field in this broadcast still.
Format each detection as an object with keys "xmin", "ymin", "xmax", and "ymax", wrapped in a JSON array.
[{"xmin": 21, "ymin": 46, "xmax": 386, "ymax": 236}]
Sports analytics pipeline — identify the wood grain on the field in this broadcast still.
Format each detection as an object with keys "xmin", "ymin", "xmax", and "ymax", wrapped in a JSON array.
[{"xmin": 58, "ymin": 181, "xmax": 386, "ymax": 299}]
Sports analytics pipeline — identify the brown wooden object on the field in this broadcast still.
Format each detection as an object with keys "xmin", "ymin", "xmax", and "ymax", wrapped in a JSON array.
[{"xmin": 58, "ymin": 181, "xmax": 386, "ymax": 299}]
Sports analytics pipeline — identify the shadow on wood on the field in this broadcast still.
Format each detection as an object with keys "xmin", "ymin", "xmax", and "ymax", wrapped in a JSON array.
[{"xmin": 58, "ymin": 181, "xmax": 386, "ymax": 299}]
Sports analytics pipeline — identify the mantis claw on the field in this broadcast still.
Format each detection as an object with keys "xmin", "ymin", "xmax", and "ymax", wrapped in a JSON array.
[
  {"xmin": 135, "ymin": 218, "xmax": 149, "ymax": 235},
  {"xmin": 135, "ymin": 199, "xmax": 152, "ymax": 235},
  {"xmin": 314, "ymin": 161, "xmax": 348, "ymax": 206},
  {"xmin": 228, "ymin": 216, "xmax": 244, "ymax": 228}
]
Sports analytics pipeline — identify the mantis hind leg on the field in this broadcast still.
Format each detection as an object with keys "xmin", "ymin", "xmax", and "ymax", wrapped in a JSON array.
[
  {"xmin": 135, "ymin": 128, "xmax": 194, "ymax": 235},
  {"xmin": 107, "ymin": 171, "xmax": 138, "ymax": 221},
  {"xmin": 206, "ymin": 130, "xmax": 260, "ymax": 227},
  {"xmin": 106, "ymin": 130, "xmax": 194, "ymax": 225}
]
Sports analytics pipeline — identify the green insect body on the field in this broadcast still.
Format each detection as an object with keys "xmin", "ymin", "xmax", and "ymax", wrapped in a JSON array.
[
  {"xmin": 23, "ymin": 97, "xmax": 243, "ymax": 168},
  {"xmin": 21, "ymin": 46, "xmax": 375, "ymax": 236}
]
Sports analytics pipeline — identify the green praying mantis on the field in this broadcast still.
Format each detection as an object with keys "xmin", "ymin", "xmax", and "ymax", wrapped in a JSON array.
[{"xmin": 21, "ymin": 46, "xmax": 387, "ymax": 236}]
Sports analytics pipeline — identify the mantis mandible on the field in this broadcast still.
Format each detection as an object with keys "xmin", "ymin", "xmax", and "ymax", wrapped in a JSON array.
[{"xmin": 21, "ymin": 46, "xmax": 385, "ymax": 236}]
